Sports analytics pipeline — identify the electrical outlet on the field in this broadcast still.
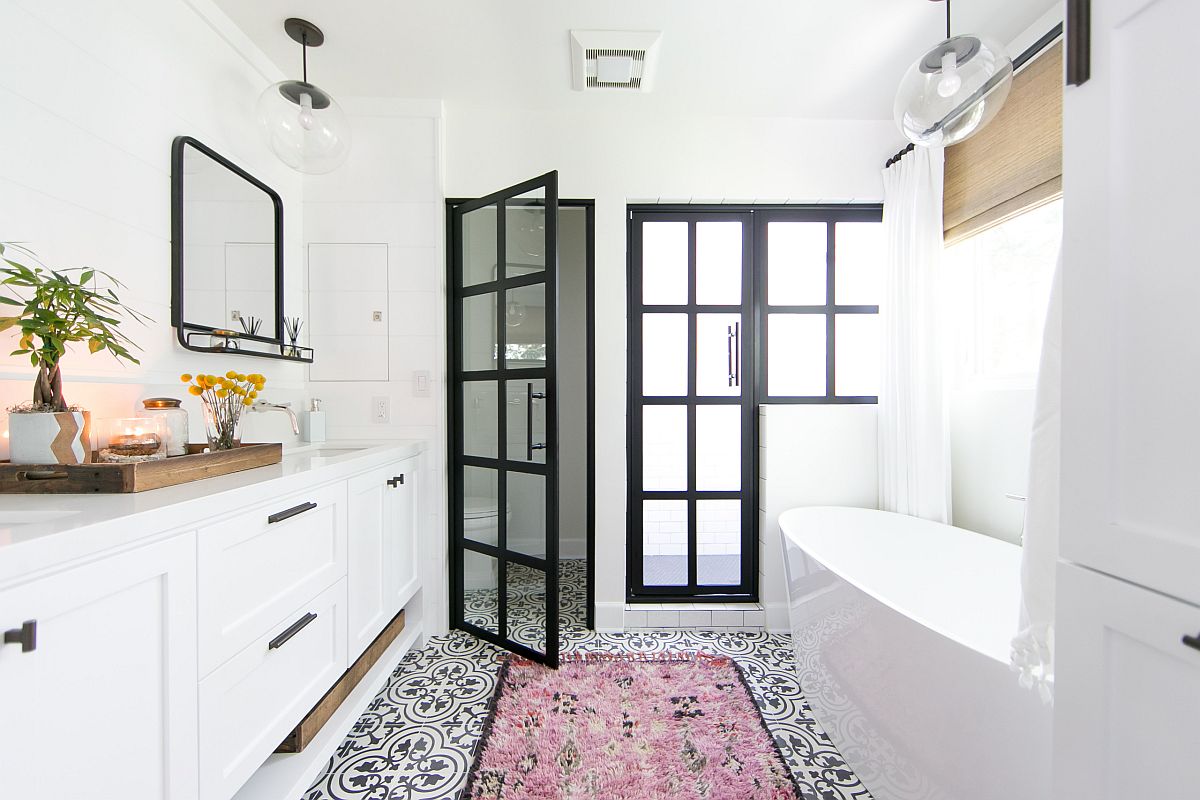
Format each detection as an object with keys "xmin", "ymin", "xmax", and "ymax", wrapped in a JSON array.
[
  {"xmin": 230, "ymin": 309, "xmax": 241, "ymax": 322},
  {"xmin": 371, "ymin": 396, "xmax": 390, "ymax": 424},
  {"xmin": 413, "ymin": 370, "xmax": 430, "ymax": 397}
]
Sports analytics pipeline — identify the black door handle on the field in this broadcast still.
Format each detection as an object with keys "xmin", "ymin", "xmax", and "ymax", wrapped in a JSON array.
[
  {"xmin": 269, "ymin": 612, "xmax": 317, "ymax": 650},
  {"xmin": 1184, "ymin": 633, "xmax": 1200, "ymax": 652},
  {"xmin": 3, "ymin": 620, "xmax": 36, "ymax": 653},
  {"xmin": 268, "ymin": 501, "xmax": 318, "ymax": 524},
  {"xmin": 387, "ymin": 475, "xmax": 405, "ymax": 487}
]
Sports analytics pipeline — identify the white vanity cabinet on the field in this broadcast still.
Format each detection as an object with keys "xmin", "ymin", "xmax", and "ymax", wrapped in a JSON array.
[
  {"xmin": 347, "ymin": 456, "xmax": 419, "ymax": 660},
  {"xmin": 0, "ymin": 534, "xmax": 199, "ymax": 800}
]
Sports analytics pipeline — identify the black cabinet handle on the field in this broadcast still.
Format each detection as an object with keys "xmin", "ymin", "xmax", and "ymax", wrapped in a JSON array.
[
  {"xmin": 387, "ymin": 475, "xmax": 405, "ymax": 487},
  {"xmin": 1184, "ymin": 633, "xmax": 1200, "ymax": 652},
  {"xmin": 268, "ymin": 501, "xmax": 317, "ymax": 524},
  {"xmin": 3, "ymin": 620, "xmax": 36, "ymax": 653},
  {"xmin": 269, "ymin": 612, "xmax": 317, "ymax": 650}
]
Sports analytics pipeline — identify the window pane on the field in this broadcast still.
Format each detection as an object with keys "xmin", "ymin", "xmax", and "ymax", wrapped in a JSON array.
[
  {"xmin": 642, "ymin": 222, "xmax": 688, "ymax": 305},
  {"xmin": 506, "ymin": 204, "xmax": 546, "ymax": 274},
  {"xmin": 463, "ymin": 466, "xmax": 499, "ymax": 549},
  {"xmin": 642, "ymin": 499, "xmax": 688, "ymax": 586},
  {"xmin": 696, "ymin": 405, "xmax": 740, "ymax": 491},
  {"xmin": 696, "ymin": 313, "xmax": 742, "ymax": 397},
  {"xmin": 463, "ymin": 381, "xmax": 497, "ymax": 457},
  {"xmin": 697, "ymin": 500, "xmax": 741, "ymax": 586},
  {"xmin": 767, "ymin": 314, "xmax": 826, "ymax": 396},
  {"xmin": 462, "ymin": 205, "xmax": 498, "ymax": 287},
  {"xmin": 463, "ymin": 550, "xmax": 499, "ymax": 634},
  {"xmin": 462, "ymin": 293, "xmax": 496, "ymax": 371},
  {"xmin": 507, "ymin": 471, "xmax": 546, "ymax": 558},
  {"xmin": 768, "ymin": 222, "xmax": 826, "ymax": 305},
  {"xmin": 835, "ymin": 222, "xmax": 884, "ymax": 306},
  {"xmin": 507, "ymin": 563, "xmax": 547, "ymax": 653},
  {"xmin": 642, "ymin": 406, "xmax": 687, "ymax": 490},
  {"xmin": 696, "ymin": 221, "xmax": 742, "ymax": 305},
  {"xmin": 642, "ymin": 314, "xmax": 688, "ymax": 396},
  {"xmin": 504, "ymin": 283, "xmax": 545, "ymax": 368},
  {"xmin": 835, "ymin": 314, "xmax": 881, "ymax": 396}
]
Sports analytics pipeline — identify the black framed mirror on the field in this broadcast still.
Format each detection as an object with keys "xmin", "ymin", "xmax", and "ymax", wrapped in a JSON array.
[{"xmin": 170, "ymin": 136, "xmax": 311, "ymax": 362}]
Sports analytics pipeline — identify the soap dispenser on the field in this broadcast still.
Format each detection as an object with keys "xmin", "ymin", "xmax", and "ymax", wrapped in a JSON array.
[{"xmin": 301, "ymin": 398, "xmax": 326, "ymax": 443}]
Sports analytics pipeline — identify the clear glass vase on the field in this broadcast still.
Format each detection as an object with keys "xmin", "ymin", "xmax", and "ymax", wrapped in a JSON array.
[{"xmin": 202, "ymin": 396, "xmax": 243, "ymax": 451}]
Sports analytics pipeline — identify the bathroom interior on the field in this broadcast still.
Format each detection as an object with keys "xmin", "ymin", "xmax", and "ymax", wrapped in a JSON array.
[{"xmin": 0, "ymin": 1, "xmax": 1195, "ymax": 799}]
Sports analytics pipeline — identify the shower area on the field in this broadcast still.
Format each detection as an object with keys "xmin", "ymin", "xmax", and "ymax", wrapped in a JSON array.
[{"xmin": 447, "ymin": 173, "xmax": 593, "ymax": 666}]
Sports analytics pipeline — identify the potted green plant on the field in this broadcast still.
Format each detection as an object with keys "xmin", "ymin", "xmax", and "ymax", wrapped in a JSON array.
[{"xmin": 0, "ymin": 242, "xmax": 149, "ymax": 464}]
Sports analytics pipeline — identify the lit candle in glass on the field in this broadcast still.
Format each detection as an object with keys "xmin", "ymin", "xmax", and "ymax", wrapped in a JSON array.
[{"xmin": 98, "ymin": 417, "xmax": 167, "ymax": 462}]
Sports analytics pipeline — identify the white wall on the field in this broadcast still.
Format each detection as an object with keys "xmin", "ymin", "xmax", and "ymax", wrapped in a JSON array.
[
  {"xmin": 301, "ymin": 97, "xmax": 448, "ymax": 632},
  {"xmin": 949, "ymin": 388, "xmax": 1034, "ymax": 543},
  {"xmin": 445, "ymin": 105, "xmax": 897, "ymax": 629},
  {"xmin": 0, "ymin": 0, "xmax": 309, "ymax": 451},
  {"xmin": 759, "ymin": 404, "xmax": 879, "ymax": 629}
]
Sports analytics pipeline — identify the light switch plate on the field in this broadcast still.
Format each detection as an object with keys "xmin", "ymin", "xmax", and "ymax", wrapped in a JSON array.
[{"xmin": 413, "ymin": 370, "xmax": 430, "ymax": 397}]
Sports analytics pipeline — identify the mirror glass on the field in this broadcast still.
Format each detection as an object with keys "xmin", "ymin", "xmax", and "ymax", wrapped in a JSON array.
[{"xmin": 172, "ymin": 137, "xmax": 290, "ymax": 358}]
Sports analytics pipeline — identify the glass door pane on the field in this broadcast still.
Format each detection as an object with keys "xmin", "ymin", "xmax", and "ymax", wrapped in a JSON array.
[{"xmin": 452, "ymin": 172, "xmax": 559, "ymax": 667}]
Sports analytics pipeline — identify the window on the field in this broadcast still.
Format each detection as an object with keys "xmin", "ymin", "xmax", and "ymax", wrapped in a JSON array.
[
  {"xmin": 944, "ymin": 198, "xmax": 1062, "ymax": 388},
  {"xmin": 758, "ymin": 208, "xmax": 884, "ymax": 402}
]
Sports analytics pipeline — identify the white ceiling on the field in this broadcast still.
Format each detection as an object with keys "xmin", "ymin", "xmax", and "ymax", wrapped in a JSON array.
[{"xmin": 212, "ymin": 0, "xmax": 1059, "ymax": 121}]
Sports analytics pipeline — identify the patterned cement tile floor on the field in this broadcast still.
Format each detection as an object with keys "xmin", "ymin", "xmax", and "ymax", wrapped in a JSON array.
[{"xmin": 302, "ymin": 560, "xmax": 871, "ymax": 800}]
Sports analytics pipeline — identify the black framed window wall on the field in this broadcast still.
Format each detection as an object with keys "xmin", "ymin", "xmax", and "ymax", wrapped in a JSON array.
[{"xmin": 626, "ymin": 204, "xmax": 883, "ymax": 603}]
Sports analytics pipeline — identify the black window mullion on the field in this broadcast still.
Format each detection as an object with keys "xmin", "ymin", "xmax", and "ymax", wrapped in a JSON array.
[
  {"xmin": 686, "ymin": 220, "xmax": 698, "ymax": 594},
  {"xmin": 496, "ymin": 198, "xmax": 508, "ymax": 643},
  {"xmin": 826, "ymin": 221, "xmax": 836, "ymax": 400}
]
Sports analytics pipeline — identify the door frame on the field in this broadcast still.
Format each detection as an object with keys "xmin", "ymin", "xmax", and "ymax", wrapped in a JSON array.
[{"xmin": 445, "ymin": 196, "xmax": 597, "ymax": 631}]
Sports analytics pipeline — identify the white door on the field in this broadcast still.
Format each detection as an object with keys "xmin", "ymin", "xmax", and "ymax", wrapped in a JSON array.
[
  {"xmin": 1061, "ymin": 0, "xmax": 1200, "ymax": 605},
  {"xmin": 0, "ymin": 534, "xmax": 199, "ymax": 800},
  {"xmin": 1054, "ymin": 563, "xmax": 1200, "ymax": 799}
]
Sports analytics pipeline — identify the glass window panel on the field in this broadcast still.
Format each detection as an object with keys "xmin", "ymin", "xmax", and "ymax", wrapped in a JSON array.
[
  {"xmin": 463, "ymin": 381, "xmax": 497, "ymax": 458},
  {"xmin": 835, "ymin": 314, "xmax": 881, "ymax": 396},
  {"xmin": 835, "ymin": 222, "xmax": 884, "ymax": 306},
  {"xmin": 463, "ymin": 466, "xmax": 499, "ymax": 549},
  {"xmin": 696, "ymin": 314, "xmax": 742, "ymax": 397},
  {"xmin": 504, "ymin": 283, "xmax": 545, "ymax": 368},
  {"xmin": 642, "ymin": 222, "xmax": 688, "ymax": 305},
  {"xmin": 642, "ymin": 406, "xmax": 687, "ymax": 491},
  {"xmin": 768, "ymin": 222, "xmax": 827, "ymax": 305},
  {"xmin": 767, "ymin": 314, "xmax": 826, "ymax": 396},
  {"xmin": 642, "ymin": 499, "xmax": 688, "ymax": 586},
  {"xmin": 462, "ymin": 205, "xmax": 498, "ymax": 288},
  {"xmin": 462, "ymin": 550, "xmax": 499, "ymax": 634},
  {"xmin": 697, "ymin": 500, "xmax": 741, "ymax": 586},
  {"xmin": 695, "ymin": 406, "xmax": 741, "ymax": 491},
  {"xmin": 506, "ymin": 563, "xmax": 547, "ymax": 654},
  {"xmin": 506, "ymin": 379, "xmax": 546, "ymax": 464},
  {"xmin": 642, "ymin": 314, "xmax": 688, "ymax": 396},
  {"xmin": 462, "ymin": 293, "xmax": 497, "ymax": 371},
  {"xmin": 507, "ymin": 471, "xmax": 546, "ymax": 559},
  {"xmin": 506, "ymin": 204, "xmax": 546, "ymax": 274},
  {"xmin": 696, "ymin": 221, "xmax": 742, "ymax": 305}
]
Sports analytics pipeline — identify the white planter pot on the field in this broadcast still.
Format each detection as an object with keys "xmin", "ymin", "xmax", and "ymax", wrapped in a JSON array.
[{"xmin": 8, "ymin": 411, "xmax": 92, "ymax": 465}]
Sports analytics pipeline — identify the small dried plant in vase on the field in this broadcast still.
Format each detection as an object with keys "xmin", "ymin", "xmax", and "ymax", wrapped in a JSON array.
[{"xmin": 181, "ymin": 371, "xmax": 265, "ymax": 451}]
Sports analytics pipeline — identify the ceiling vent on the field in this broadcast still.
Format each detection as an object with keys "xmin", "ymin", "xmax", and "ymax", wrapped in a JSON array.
[{"xmin": 570, "ymin": 30, "xmax": 662, "ymax": 92}]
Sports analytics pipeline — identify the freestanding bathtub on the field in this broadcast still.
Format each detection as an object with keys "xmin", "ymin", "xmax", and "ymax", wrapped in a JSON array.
[{"xmin": 779, "ymin": 507, "xmax": 1051, "ymax": 800}]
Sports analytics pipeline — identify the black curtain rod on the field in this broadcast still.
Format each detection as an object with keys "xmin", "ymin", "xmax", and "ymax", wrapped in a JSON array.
[{"xmin": 883, "ymin": 22, "xmax": 1064, "ymax": 170}]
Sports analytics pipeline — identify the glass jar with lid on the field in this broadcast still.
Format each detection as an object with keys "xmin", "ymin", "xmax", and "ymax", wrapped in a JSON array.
[{"xmin": 141, "ymin": 397, "xmax": 190, "ymax": 456}]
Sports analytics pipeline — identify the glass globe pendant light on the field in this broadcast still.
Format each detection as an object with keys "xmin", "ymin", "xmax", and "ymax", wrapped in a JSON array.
[
  {"xmin": 256, "ymin": 18, "xmax": 351, "ymax": 174},
  {"xmin": 894, "ymin": 0, "xmax": 1013, "ymax": 147}
]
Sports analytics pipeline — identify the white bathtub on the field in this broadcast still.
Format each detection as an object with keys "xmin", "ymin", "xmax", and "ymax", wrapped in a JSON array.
[{"xmin": 779, "ymin": 507, "xmax": 1051, "ymax": 800}]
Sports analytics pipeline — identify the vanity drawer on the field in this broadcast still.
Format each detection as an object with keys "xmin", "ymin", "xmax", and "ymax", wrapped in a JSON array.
[
  {"xmin": 198, "ymin": 481, "xmax": 347, "ymax": 675},
  {"xmin": 198, "ymin": 578, "xmax": 348, "ymax": 800}
]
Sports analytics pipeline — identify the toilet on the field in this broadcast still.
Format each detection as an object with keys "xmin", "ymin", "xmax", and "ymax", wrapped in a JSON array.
[{"xmin": 463, "ymin": 495, "xmax": 511, "ymax": 590}]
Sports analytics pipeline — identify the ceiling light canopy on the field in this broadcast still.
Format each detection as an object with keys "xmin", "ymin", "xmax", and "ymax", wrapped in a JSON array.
[
  {"xmin": 256, "ymin": 18, "xmax": 351, "ymax": 174},
  {"xmin": 894, "ymin": 1, "xmax": 1013, "ymax": 147}
]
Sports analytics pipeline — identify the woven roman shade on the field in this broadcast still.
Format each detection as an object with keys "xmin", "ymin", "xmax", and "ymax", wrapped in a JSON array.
[{"xmin": 943, "ymin": 41, "xmax": 1063, "ymax": 243}]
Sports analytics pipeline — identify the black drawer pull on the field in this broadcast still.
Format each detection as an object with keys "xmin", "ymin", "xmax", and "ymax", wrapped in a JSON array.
[
  {"xmin": 269, "ymin": 612, "xmax": 317, "ymax": 650},
  {"xmin": 3, "ymin": 620, "xmax": 37, "ymax": 653},
  {"xmin": 1184, "ymin": 633, "xmax": 1200, "ymax": 652},
  {"xmin": 268, "ymin": 501, "xmax": 317, "ymax": 524},
  {"xmin": 387, "ymin": 474, "xmax": 405, "ymax": 487}
]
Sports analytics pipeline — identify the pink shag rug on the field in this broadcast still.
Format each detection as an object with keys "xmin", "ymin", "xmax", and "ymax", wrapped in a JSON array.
[{"xmin": 463, "ymin": 652, "xmax": 803, "ymax": 800}]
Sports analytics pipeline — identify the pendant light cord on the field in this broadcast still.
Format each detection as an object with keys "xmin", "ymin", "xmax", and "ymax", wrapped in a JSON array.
[
  {"xmin": 945, "ymin": 0, "xmax": 951, "ymax": 39},
  {"xmin": 301, "ymin": 33, "xmax": 308, "ymax": 83}
]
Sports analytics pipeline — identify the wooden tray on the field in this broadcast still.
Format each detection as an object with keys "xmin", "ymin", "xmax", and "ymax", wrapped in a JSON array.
[{"xmin": 0, "ymin": 442, "xmax": 283, "ymax": 494}]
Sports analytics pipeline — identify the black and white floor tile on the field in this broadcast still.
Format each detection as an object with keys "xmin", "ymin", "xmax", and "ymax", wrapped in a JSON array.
[{"xmin": 302, "ymin": 560, "xmax": 872, "ymax": 800}]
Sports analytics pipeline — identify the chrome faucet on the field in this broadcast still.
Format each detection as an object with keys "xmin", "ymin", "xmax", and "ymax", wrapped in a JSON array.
[{"xmin": 249, "ymin": 401, "xmax": 299, "ymax": 435}]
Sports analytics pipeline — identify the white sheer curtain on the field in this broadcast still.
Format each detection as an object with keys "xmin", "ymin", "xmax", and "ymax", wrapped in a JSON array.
[
  {"xmin": 879, "ymin": 147, "xmax": 950, "ymax": 524},
  {"xmin": 1011, "ymin": 257, "xmax": 1061, "ymax": 704}
]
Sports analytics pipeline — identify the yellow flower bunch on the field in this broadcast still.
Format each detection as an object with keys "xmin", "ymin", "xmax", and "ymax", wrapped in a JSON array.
[{"xmin": 179, "ymin": 370, "xmax": 267, "ymax": 450}]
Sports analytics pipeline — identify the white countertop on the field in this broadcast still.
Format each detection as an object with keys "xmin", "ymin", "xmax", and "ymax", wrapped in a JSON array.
[{"xmin": 0, "ymin": 440, "xmax": 424, "ymax": 586}]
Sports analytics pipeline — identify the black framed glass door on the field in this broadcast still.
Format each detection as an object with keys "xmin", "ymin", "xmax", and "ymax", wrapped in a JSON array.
[
  {"xmin": 627, "ymin": 210, "xmax": 756, "ymax": 600},
  {"xmin": 451, "ymin": 172, "xmax": 560, "ymax": 666}
]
